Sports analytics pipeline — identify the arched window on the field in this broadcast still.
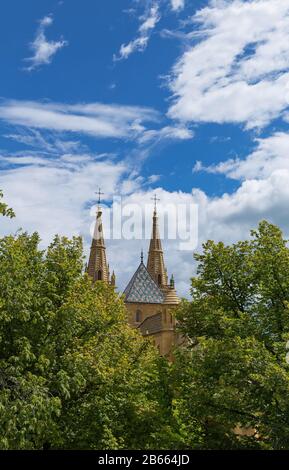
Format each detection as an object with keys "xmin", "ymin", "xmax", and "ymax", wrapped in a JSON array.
[
  {"xmin": 157, "ymin": 274, "xmax": 162, "ymax": 286},
  {"xmin": 97, "ymin": 270, "xmax": 102, "ymax": 280},
  {"xmin": 136, "ymin": 310, "xmax": 142, "ymax": 322}
]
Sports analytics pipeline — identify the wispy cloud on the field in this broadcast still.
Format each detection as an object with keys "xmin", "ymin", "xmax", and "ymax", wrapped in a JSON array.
[
  {"xmin": 24, "ymin": 14, "xmax": 68, "ymax": 71},
  {"xmin": 168, "ymin": 0, "xmax": 289, "ymax": 129},
  {"xmin": 138, "ymin": 124, "xmax": 193, "ymax": 143},
  {"xmin": 4, "ymin": 128, "xmax": 86, "ymax": 155},
  {"xmin": 0, "ymin": 100, "xmax": 193, "ymax": 151},
  {"xmin": 114, "ymin": 3, "xmax": 160, "ymax": 61},
  {"xmin": 0, "ymin": 100, "xmax": 159, "ymax": 139}
]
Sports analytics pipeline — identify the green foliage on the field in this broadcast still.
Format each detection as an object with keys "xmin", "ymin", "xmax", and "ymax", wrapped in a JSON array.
[
  {"xmin": 174, "ymin": 221, "xmax": 289, "ymax": 449},
  {"xmin": 0, "ymin": 190, "xmax": 14, "ymax": 218},
  {"xmin": 3, "ymin": 212, "xmax": 289, "ymax": 449},
  {"xmin": 0, "ymin": 231, "xmax": 176, "ymax": 449}
]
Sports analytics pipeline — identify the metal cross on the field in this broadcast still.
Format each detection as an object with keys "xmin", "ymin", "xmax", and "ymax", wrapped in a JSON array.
[
  {"xmin": 95, "ymin": 188, "xmax": 104, "ymax": 205},
  {"xmin": 151, "ymin": 194, "xmax": 160, "ymax": 209}
]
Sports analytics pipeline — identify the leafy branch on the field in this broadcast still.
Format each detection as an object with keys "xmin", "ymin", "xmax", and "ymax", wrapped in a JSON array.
[{"xmin": 0, "ymin": 190, "xmax": 15, "ymax": 218}]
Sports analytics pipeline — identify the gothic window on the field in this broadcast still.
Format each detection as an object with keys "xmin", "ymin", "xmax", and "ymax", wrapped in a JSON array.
[
  {"xmin": 97, "ymin": 270, "xmax": 102, "ymax": 280},
  {"xmin": 136, "ymin": 310, "xmax": 142, "ymax": 322}
]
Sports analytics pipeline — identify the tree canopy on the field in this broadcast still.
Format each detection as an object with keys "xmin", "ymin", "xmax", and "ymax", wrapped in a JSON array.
[
  {"xmin": 0, "ymin": 230, "xmax": 178, "ymax": 449},
  {"xmin": 174, "ymin": 221, "xmax": 289, "ymax": 449}
]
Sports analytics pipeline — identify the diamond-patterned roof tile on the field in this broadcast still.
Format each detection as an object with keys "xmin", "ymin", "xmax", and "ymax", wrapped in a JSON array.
[{"xmin": 124, "ymin": 262, "xmax": 164, "ymax": 304}]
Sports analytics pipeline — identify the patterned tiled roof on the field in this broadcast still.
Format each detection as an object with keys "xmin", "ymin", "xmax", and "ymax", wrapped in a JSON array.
[{"xmin": 124, "ymin": 262, "xmax": 165, "ymax": 304}]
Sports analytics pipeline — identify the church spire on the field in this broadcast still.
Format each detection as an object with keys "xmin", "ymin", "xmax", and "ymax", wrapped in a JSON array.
[
  {"xmin": 111, "ymin": 270, "xmax": 116, "ymax": 287},
  {"xmin": 87, "ymin": 189, "xmax": 110, "ymax": 283},
  {"xmin": 147, "ymin": 195, "xmax": 168, "ymax": 289}
]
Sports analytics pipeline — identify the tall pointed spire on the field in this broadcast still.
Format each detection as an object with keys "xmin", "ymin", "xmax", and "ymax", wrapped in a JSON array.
[
  {"xmin": 87, "ymin": 189, "xmax": 110, "ymax": 283},
  {"xmin": 147, "ymin": 195, "xmax": 168, "ymax": 289},
  {"xmin": 111, "ymin": 270, "xmax": 116, "ymax": 287}
]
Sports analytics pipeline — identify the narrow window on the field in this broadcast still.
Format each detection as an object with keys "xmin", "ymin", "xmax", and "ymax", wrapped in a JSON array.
[
  {"xmin": 136, "ymin": 310, "xmax": 142, "ymax": 322},
  {"xmin": 158, "ymin": 274, "xmax": 162, "ymax": 286},
  {"xmin": 97, "ymin": 270, "xmax": 102, "ymax": 280}
]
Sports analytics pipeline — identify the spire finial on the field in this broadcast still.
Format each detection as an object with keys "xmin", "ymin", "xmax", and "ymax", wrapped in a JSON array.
[
  {"xmin": 141, "ymin": 249, "xmax": 144, "ymax": 263},
  {"xmin": 151, "ymin": 193, "xmax": 160, "ymax": 213},
  {"xmin": 95, "ymin": 187, "xmax": 104, "ymax": 207}
]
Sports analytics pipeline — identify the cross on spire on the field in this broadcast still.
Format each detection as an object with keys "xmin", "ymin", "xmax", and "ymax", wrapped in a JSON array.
[
  {"xmin": 151, "ymin": 194, "xmax": 160, "ymax": 211},
  {"xmin": 95, "ymin": 187, "xmax": 104, "ymax": 206}
]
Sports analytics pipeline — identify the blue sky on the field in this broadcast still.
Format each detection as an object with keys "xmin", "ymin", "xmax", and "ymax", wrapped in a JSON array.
[{"xmin": 1, "ymin": 0, "xmax": 289, "ymax": 296}]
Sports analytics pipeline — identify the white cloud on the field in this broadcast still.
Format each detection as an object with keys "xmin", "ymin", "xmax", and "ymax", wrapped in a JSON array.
[
  {"xmin": 194, "ymin": 132, "xmax": 289, "ymax": 181},
  {"xmin": 139, "ymin": 4, "xmax": 160, "ymax": 33},
  {"xmin": 24, "ymin": 14, "xmax": 68, "ymax": 71},
  {"xmin": 105, "ymin": 175, "xmax": 289, "ymax": 297},
  {"xmin": 0, "ymin": 100, "xmax": 159, "ymax": 139},
  {"xmin": 147, "ymin": 174, "xmax": 161, "ymax": 184},
  {"xmin": 138, "ymin": 124, "xmax": 194, "ymax": 143},
  {"xmin": 0, "ymin": 154, "xmax": 49, "ymax": 166},
  {"xmin": 194, "ymin": 170, "xmax": 289, "ymax": 244},
  {"xmin": 168, "ymin": 0, "xmax": 289, "ymax": 128},
  {"xmin": 0, "ymin": 154, "xmax": 129, "ymax": 247},
  {"xmin": 114, "ymin": 3, "xmax": 160, "ymax": 60},
  {"xmin": 0, "ymin": 100, "xmax": 193, "ymax": 153},
  {"xmin": 170, "ymin": 0, "xmax": 185, "ymax": 12}
]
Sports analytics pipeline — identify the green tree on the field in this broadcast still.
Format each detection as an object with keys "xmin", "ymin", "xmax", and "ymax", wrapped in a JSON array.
[
  {"xmin": 174, "ymin": 221, "xmax": 289, "ymax": 449},
  {"xmin": 0, "ymin": 231, "xmax": 176, "ymax": 449}
]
